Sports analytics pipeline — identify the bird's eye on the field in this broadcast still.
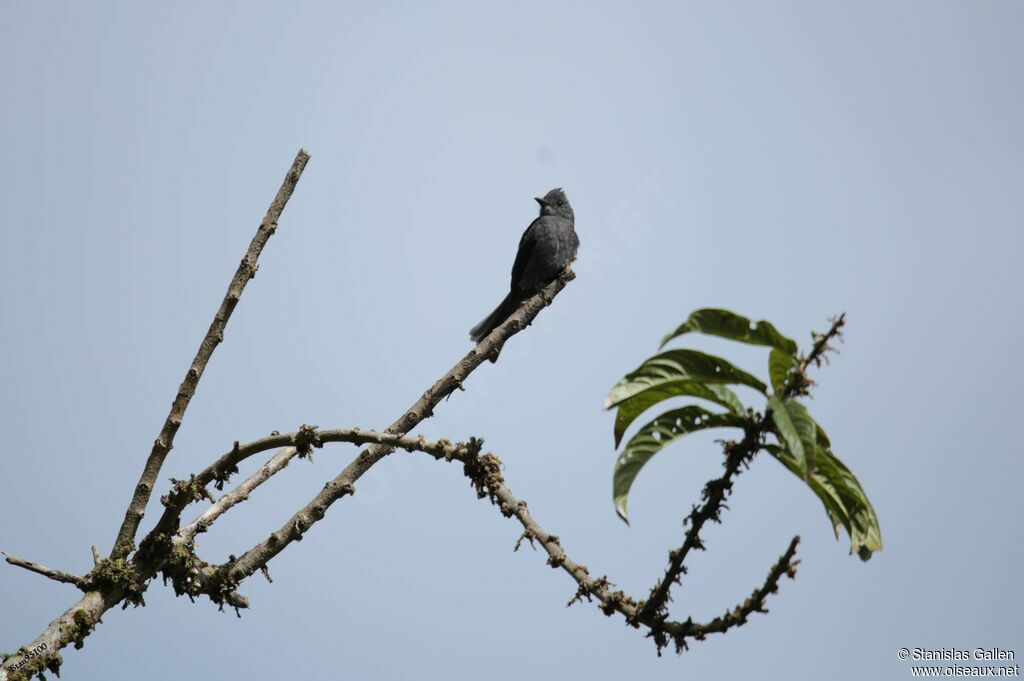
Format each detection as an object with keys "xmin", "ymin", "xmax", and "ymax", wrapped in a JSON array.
[{"xmin": 557, "ymin": 200, "xmax": 564, "ymax": 206}]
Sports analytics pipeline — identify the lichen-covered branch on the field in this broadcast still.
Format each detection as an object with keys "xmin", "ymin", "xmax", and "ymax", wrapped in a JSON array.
[
  {"xmin": 110, "ymin": 150, "xmax": 311, "ymax": 561},
  {"xmin": 0, "ymin": 589, "xmax": 123, "ymax": 681}
]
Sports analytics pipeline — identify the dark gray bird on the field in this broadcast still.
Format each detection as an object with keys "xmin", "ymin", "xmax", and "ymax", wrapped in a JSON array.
[{"xmin": 469, "ymin": 188, "xmax": 578, "ymax": 359}]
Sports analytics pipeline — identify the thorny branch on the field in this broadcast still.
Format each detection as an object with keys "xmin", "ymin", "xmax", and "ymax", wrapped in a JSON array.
[
  {"xmin": 637, "ymin": 314, "xmax": 846, "ymax": 626},
  {"xmin": 411, "ymin": 436, "xmax": 802, "ymax": 654}
]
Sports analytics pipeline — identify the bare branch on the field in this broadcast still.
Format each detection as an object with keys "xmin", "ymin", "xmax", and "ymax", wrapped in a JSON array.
[
  {"xmin": 158, "ymin": 427, "xmax": 497, "ymax": 547},
  {"xmin": 4, "ymin": 160, "xmax": 578, "ymax": 679},
  {"xmin": 218, "ymin": 268, "xmax": 575, "ymax": 583},
  {"xmin": 109, "ymin": 150, "xmax": 311, "ymax": 560},
  {"xmin": 3, "ymin": 150, "xmax": 312, "ymax": 679},
  {"xmin": 142, "ymin": 266, "xmax": 560, "ymax": 553},
  {"xmin": 177, "ymin": 428, "xmax": 483, "ymax": 543},
  {"xmin": 0, "ymin": 135, "xmax": 838, "ymax": 674},
  {"xmin": 163, "ymin": 423, "xmax": 793, "ymax": 654},
  {"xmin": 156, "ymin": 432, "xmax": 474, "ymax": 612},
  {"xmin": 178, "ymin": 427, "xmax": 795, "ymax": 654},
  {"xmin": 139, "ymin": 430, "xmax": 313, "ymax": 560},
  {"xmin": 2, "ymin": 553, "xmax": 83, "ymax": 588}
]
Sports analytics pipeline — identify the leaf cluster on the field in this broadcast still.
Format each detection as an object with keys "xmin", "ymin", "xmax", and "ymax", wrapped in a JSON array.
[{"xmin": 605, "ymin": 309, "xmax": 882, "ymax": 560}]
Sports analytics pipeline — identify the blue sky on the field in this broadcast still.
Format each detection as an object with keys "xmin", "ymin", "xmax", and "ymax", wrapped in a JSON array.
[{"xmin": 1, "ymin": 2, "xmax": 1021, "ymax": 679}]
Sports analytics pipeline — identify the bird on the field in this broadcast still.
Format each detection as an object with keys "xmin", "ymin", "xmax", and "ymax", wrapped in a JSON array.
[{"xmin": 469, "ymin": 188, "xmax": 578, "ymax": 360}]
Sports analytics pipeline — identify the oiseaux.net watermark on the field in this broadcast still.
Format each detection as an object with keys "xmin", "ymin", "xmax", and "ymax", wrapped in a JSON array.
[{"xmin": 898, "ymin": 648, "xmax": 1018, "ymax": 677}]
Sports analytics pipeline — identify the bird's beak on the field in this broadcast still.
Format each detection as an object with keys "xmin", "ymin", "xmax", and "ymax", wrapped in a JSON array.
[{"xmin": 534, "ymin": 197, "xmax": 547, "ymax": 206}]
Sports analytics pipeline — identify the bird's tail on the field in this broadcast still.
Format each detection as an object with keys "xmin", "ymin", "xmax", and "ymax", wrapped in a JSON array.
[{"xmin": 469, "ymin": 291, "xmax": 521, "ymax": 344}]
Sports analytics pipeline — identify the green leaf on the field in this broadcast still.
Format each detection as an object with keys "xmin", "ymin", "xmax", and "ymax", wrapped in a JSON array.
[
  {"xmin": 605, "ymin": 349, "xmax": 768, "ymax": 414},
  {"xmin": 767, "ymin": 444, "xmax": 883, "ymax": 560},
  {"xmin": 614, "ymin": 406, "xmax": 746, "ymax": 523},
  {"xmin": 612, "ymin": 383, "xmax": 745, "ymax": 447},
  {"xmin": 816, "ymin": 447, "xmax": 883, "ymax": 560},
  {"xmin": 661, "ymin": 308, "xmax": 798, "ymax": 354},
  {"xmin": 769, "ymin": 348, "xmax": 797, "ymax": 395},
  {"xmin": 814, "ymin": 419, "xmax": 832, "ymax": 449},
  {"xmin": 768, "ymin": 444, "xmax": 846, "ymax": 535},
  {"xmin": 768, "ymin": 396, "xmax": 817, "ymax": 478}
]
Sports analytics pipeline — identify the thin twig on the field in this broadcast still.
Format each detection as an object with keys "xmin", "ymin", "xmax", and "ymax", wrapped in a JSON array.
[
  {"xmin": 110, "ymin": 150, "xmax": 311, "ymax": 561},
  {"xmin": 787, "ymin": 313, "xmax": 846, "ymax": 398},
  {"xmin": 2, "ymin": 553, "xmax": 83, "ymax": 588},
  {"xmin": 177, "ymin": 447, "xmax": 299, "ymax": 542}
]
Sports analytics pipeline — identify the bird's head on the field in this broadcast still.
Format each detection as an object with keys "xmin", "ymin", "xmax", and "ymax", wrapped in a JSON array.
[{"xmin": 535, "ymin": 188, "xmax": 573, "ymax": 219}]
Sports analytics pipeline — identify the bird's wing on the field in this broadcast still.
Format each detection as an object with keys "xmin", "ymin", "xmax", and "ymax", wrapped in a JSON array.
[{"xmin": 509, "ymin": 218, "xmax": 540, "ymax": 293}]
